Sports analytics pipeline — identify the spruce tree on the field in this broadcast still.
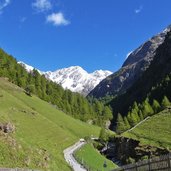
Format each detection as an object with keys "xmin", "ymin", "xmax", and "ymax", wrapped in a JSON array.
[
  {"xmin": 142, "ymin": 98, "xmax": 154, "ymax": 117},
  {"xmin": 161, "ymin": 96, "xmax": 171, "ymax": 109},
  {"xmin": 116, "ymin": 113, "xmax": 125, "ymax": 134},
  {"xmin": 102, "ymin": 106, "xmax": 113, "ymax": 120},
  {"xmin": 152, "ymin": 99, "xmax": 161, "ymax": 113},
  {"xmin": 139, "ymin": 110, "xmax": 144, "ymax": 121},
  {"xmin": 130, "ymin": 111, "xmax": 139, "ymax": 126},
  {"xmin": 133, "ymin": 101, "xmax": 139, "ymax": 112},
  {"xmin": 124, "ymin": 117, "xmax": 131, "ymax": 130},
  {"xmin": 127, "ymin": 112, "xmax": 132, "ymax": 126}
]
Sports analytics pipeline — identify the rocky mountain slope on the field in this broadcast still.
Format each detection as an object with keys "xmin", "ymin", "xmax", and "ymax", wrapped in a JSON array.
[
  {"xmin": 18, "ymin": 62, "xmax": 112, "ymax": 96},
  {"xmin": 111, "ymin": 29, "xmax": 171, "ymax": 115},
  {"xmin": 89, "ymin": 25, "xmax": 171, "ymax": 98}
]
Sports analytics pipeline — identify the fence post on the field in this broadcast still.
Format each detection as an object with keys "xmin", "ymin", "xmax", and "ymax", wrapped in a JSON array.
[
  {"xmin": 135, "ymin": 163, "xmax": 138, "ymax": 171},
  {"xmin": 168, "ymin": 154, "xmax": 171, "ymax": 168},
  {"xmin": 148, "ymin": 158, "xmax": 151, "ymax": 171}
]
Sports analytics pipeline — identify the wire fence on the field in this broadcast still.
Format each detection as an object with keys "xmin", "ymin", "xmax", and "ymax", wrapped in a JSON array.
[{"xmin": 111, "ymin": 153, "xmax": 171, "ymax": 171}]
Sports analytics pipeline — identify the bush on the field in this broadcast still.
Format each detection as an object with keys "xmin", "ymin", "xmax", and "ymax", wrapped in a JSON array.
[
  {"xmin": 127, "ymin": 157, "xmax": 135, "ymax": 164},
  {"xmin": 84, "ymin": 136, "xmax": 92, "ymax": 143},
  {"xmin": 141, "ymin": 155, "xmax": 149, "ymax": 160}
]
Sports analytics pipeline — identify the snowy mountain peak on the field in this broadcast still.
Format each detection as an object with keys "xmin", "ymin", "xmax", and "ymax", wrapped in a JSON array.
[
  {"xmin": 44, "ymin": 66, "xmax": 112, "ymax": 96},
  {"xmin": 18, "ymin": 61, "xmax": 42, "ymax": 74},
  {"xmin": 18, "ymin": 62, "xmax": 112, "ymax": 96},
  {"xmin": 53, "ymin": 66, "xmax": 88, "ymax": 76},
  {"xmin": 91, "ymin": 70, "xmax": 112, "ymax": 78},
  {"xmin": 18, "ymin": 61, "xmax": 34, "ymax": 72}
]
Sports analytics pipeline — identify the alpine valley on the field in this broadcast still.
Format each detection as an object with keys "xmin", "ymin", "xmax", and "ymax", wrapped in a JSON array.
[{"xmin": 0, "ymin": 18, "xmax": 171, "ymax": 171}]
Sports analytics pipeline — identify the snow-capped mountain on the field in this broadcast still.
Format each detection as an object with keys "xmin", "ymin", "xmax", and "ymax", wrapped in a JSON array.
[
  {"xmin": 18, "ymin": 62, "xmax": 112, "ymax": 96},
  {"xmin": 18, "ymin": 62, "xmax": 42, "ymax": 74}
]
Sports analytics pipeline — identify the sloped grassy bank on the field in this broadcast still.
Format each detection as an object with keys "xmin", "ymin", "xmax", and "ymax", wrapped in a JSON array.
[{"xmin": 0, "ymin": 78, "xmax": 100, "ymax": 171}]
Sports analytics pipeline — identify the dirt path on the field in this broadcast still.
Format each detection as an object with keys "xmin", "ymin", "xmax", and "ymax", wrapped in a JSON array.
[
  {"xmin": 125, "ymin": 116, "xmax": 150, "ymax": 133},
  {"xmin": 63, "ymin": 140, "xmax": 87, "ymax": 171}
]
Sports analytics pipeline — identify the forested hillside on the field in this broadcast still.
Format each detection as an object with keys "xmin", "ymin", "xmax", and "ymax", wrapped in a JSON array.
[
  {"xmin": 110, "ymin": 30, "xmax": 171, "ymax": 132},
  {"xmin": 0, "ymin": 49, "xmax": 112, "ymax": 126}
]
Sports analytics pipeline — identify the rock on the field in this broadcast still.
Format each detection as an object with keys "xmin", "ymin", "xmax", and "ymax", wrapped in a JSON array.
[
  {"xmin": 105, "ymin": 120, "xmax": 111, "ymax": 129},
  {"xmin": 0, "ymin": 122, "xmax": 15, "ymax": 133},
  {"xmin": 102, "ymin": 136, "xmax": 171, "ymax": 165}
]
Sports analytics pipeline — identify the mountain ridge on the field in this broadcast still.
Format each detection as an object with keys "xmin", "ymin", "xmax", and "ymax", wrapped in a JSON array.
[
  {"xmin": 110, "ymin": 29, "xmax": 171, "ymax": 116},
  {"xmin": 18, "ymin": 62, "xmax": 112, "ymax": 96},
  {"xmin": 89, "ymin": 25, "xmax": 171, "ymax": 98}
]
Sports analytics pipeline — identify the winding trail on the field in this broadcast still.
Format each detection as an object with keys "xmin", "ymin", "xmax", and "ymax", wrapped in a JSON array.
[
  {"xmin": 63, "ymin": 140, "xmax": 87, "ymax": 171},
  {"xmin": 125, "ymin": 116, "xmax": 150, "ymax": 133}
]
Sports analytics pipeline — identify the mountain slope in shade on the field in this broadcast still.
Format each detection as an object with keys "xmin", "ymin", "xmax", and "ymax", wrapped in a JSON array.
[
  {"xmin": 89, "ymin": 25, "xmax": 171, "ymax": 98},
  {"xmin": 18, "ymin": 62, "xmax": 112, "ymax": 96},
  {"xmin": 110, "ymin": 29, "xmax": 171, "ymax": 119}
]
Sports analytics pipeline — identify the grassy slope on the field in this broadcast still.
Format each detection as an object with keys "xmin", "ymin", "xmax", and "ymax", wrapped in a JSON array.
[
  {"xmin": 0, "ymin": 78, "xmax": 100, "ymax": 171},
  {"xmin": 75, "ymin": 143, "xmax": 118, "ymax": 171},
  {"xmin": 123, "ymin": 109, "xmax": 171, "ymax": 149}
]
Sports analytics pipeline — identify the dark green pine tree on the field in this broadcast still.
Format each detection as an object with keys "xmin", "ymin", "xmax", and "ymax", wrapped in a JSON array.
[
  {"xmin": 142, "ymin": 98, "xmax": 154, "ymax": 117},
  {"xmin": 93, "ymin": 100, "xmax": 103, "ymax": 115},
  {"xmin": 131, "ymin": 111, "xmax": 139, "ymax": 126},
  {"xmin": 138, "ymin": 110, "xmax": 144, "ymax": 121},
  {"xmin": 132, "ymin": 101, "xmax": 139, "ymax": 112},
  {"xmin": 161, "ymin": 96, "xmax": 171, "ymax": 109},
  {"xmin": 102, "ymin": 106, "xmax": 113, "ymax": 120},
  {"xmin": 116, "ymin": 113, "xmax": 126, "ymax": 134},
  {"xmin": 152, "ymin": 99, "xmax": 161, "ymax": 113},
  {"xmin": 123, "ymin": 117, "xmax": 131, "ymax": 130}
]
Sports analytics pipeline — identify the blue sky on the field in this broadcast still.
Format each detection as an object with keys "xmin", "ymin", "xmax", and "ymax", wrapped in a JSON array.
[{"xmin": 0, "ymin": 0, "xmax": 171, "ymax": 72}]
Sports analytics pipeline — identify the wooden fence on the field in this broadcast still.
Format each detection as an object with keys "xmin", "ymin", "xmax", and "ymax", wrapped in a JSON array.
[{"xmin": 112, "ymin": 153, "xmax": 171, "ymax": 171}]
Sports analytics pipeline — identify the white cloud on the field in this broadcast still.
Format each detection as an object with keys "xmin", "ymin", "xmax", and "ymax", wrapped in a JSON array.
[
  {"xmin": 134, "ymin": 6, "xmax": 143, "ymax": 14},
  {"xmin": 0, "ymin": 0, "xmax": 11, "ymax": 13},
  {"xmin": 46, "ymin": 12, "xmax": 70, "ymax": 26},
  {"xmin": 32, "ymin": 0, "xmax": 52, "ymax": 12}
]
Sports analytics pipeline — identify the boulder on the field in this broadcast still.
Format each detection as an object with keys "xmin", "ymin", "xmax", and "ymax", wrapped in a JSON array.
[{"xmin": 0, "ymin": 122, "xmax": 15, "ymax": 133}]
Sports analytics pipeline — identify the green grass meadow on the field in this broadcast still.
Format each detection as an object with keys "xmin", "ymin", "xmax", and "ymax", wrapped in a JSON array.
[
  {"xmin": 75, "ymin": 143, "xmax": 118, "ymax": 171},
  {"xmin": 123, "ymin": 109, "xmax": 171, "ymax": 149},
  {"xmin": 0, "ymin": 78, "xmax": 101, "ymax": 170}
]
